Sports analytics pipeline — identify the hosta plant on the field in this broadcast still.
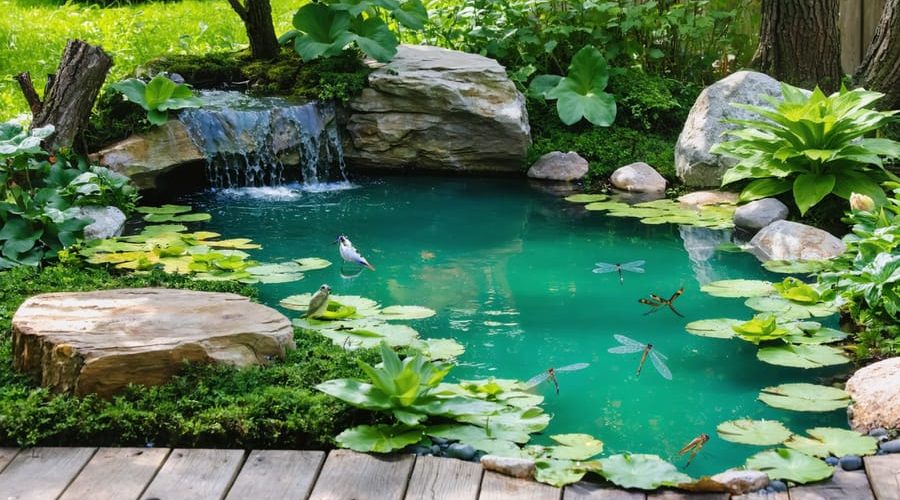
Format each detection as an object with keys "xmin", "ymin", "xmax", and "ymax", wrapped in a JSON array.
[
  {"xmin": 111, "ymin": 75, "xmax": 203, "ymax": 126},
  {"xmin": 712, "ymin": 84, "xmax": 900, "ymax": 215},
  {"xmin": 528, "ymin": 46, "xmax": 617, "ymax": 127}
]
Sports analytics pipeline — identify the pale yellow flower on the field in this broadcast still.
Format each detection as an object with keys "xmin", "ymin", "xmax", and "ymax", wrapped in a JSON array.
[{"xmin": 850, "ymin": 192, "xmax": 875, "ymax": 212}]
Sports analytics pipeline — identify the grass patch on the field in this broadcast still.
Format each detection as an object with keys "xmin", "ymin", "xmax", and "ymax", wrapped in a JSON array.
[{"xmin": 0, "ymin": 264, "xmax": 379, "ymax": 448}]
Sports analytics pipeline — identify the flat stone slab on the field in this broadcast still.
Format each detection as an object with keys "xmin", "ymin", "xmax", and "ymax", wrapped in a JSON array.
[{"xmin": 12, "ymin": 288, "xmax": 295, "ymax": 397}]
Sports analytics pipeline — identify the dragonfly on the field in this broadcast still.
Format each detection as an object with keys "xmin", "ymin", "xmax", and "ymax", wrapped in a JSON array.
[
  {"xmin": 607, "ymin": 334, "xmax": 672, "ymax": 380},
  {"xmin": 639, "ymin": 287, "xmax": 685, "ymax": 317},
  {"xmin": 678, "ymin": 433, "xmax": 709, "ymax": 468},
  {"xmin": 593, "ymin": 260, "xmax": 645, "ymax": 285},
  {"xmin": 524, "ymin": 363, "xmax": 590, "ymax": 394}
]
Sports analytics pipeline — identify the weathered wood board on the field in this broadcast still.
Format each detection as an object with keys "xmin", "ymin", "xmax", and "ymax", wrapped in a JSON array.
[
  {"xmin": 480, "ymin": 470, "xmax": 562, "ymax": 500},
  {"xmin": 60, "ymin": 447, "xmax": 169, "ymax": 500},
  {"xmin": 139, "ymin": 448, "xmax": 245, "ymax": 500},
  {"xmin": 405, "ymin": 455, "xmax": 483, "ymax": 500},
  {"xmin": 308, "ymin": 449, "xmax": 416, "ymax": 500},
  {"xmin": 0, "ymin": 447, "xmax": 96, "ymax": 500},
  {"xmin": 226, "ymin": 450, "xmax": 325, "ymax": 500}
]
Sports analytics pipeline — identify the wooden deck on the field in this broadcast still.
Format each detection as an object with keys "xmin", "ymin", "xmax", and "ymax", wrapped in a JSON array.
[{"xmin": 0, "ymin": 447, "xmax": 896, "ymax": 500}]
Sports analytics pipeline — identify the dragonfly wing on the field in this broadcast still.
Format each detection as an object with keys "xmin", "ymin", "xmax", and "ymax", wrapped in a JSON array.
[
  {"xmin": 556, "ymin": 362, "xmax": 589, "ymax": 372},
  {"xmin": 613, "ymin": 334, "xmax": 643, "ymax": 347},
  {"xmin": 524, "ymin": 372, "xmax": 549, "ymax": 388},
  {"xmin": 592, "ymin": 263, "xmax": 618, "ymax": 274},
  {"xmin": 608, "ymin": 345, "xmax": 643, "ymax": 354},
  {"xmin": 650, "ymin": 353, "xmax": 673, "ymax": 380},
  {"xmin": 621, "ymin": 260, "xmax": 646, "ymax": 273}
]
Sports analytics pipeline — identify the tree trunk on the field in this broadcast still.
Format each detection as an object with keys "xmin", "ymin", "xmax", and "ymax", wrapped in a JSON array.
[
  {"xmin": 854, "ymin": 0, "xmax": 900, "ymax": 110},
  {"xmin": 750, "ymin": 0, "xmax": 842, "ymax": 92},
  {"xmin": 18, "ymin": 40, "xmax": 112, "ymax": 152},
  {"xmin": 227, "ymin": 0, "xmax": 279, "ymax": 60}
]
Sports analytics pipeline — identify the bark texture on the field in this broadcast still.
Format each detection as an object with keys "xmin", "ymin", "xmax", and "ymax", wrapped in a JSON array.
[
  {"xmin": 227, "ymin": 0, "xmax": 279, "ymax": 60},
  {"xmin": 854, "ymin": 0, "xmax": 900, "ymax": 110},
  {"xmin": 750, "ymin": 0, "xmax": 842, "ymax": 92},
  {"xmin": 20, "ymin": 40, "xmax": 112, "ymax": 151}
]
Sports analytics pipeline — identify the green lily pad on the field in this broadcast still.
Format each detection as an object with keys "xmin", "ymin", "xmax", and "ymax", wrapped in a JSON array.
[
  {"xmin": 377, "ymin": 305, "xmax": 437, "ymax": 321},
  {"xmin": 584, "ymin": 201, "xmax": 630, "ymax": 211},
  {"xmin": 548, "ymin": 433, "xmax": 604, "ymax": 460},
  {"xmin": 745, "ymin": 448, "xmax": 833, "ymax": 483},
  {"xmin": 281, "ymin": 294, "xmax": 381, "ymax": 316},
  {"xmin": 135, "ymin": 204, "xmax": 192, "ymax": 215},
  {"xmin": 758, "ymin": 383, "xmax": 850, "ymax": 412},
  {"xmin": 684, "ymin": 318, "xmax": 742, "ymax": 339},
  {"xmin": 762, "ymin": 260, "xmax": 834, "ymax": 274},
  {"xmin": 336, "ymin": 424, "xmax": 424, "ymax": 453},
  {"xmin": 564, "ymin": 194, "xmax": 608, "ymax": 203},
  {"xmin": 745, "ymin": 296, "xmax": 837, "ymax": 320},
  {"xmin": 784, "ymin": 427, "xmax": 878, "ymax": 458},
  {"xmin": 321, "ymin": 323, "xmax": 420, "ymax": 349},
  {"xmin": 717, "ymin": 419, "xmax": 792, "ymax": 446},
  {"xmin": 534, "ymin": 459, "xmax": 592, "ymax": 487},
  {"xmin": 242, "ymin": 262, "xmax": 305, "ymax": 284},
  {"xmin": 144, "ymin": 212, "xmax": 212, "ymax": 223},
  {"xmin": 701, "ymin": 279, "xmax": 775, "ymax": 298},
  {"xmin": 205, "ymin": 238, "xmax": 261, "ymax": 250},
  {"xmin": 784, "ymin": 324, "xmax": 848, "ymax": 345},
  {"xmin": 428, "ymin": 423, "xmax": 529, "ymax": 446},
  {"xmin": 457, "ymin": 407, "xmax": 550, "ymax": 435},
  {"xmin": 757, "ymin": 344, "xmax": 849, "ymax": 369},
  {"xmin": 293, "ymin": 257, "xmax": 332, "ymax": 271},
  {"xmin": 411, "ymin": 338, "xmax": 465, "ymax": 360},
  {"xmin": 597, "ymin": 454, "xmax": 692, "ymax": 490}
]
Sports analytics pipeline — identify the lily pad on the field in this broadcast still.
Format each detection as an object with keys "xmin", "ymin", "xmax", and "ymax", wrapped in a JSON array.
[
  {"xmin": 336, "ymin": 424, "xmax": 424, "ymax": 453},
  {"xmin": 293, "ymin": 257, "xmax": 332, "ymax": 271},
  {"xmin": 745, "ymin": 448, "xmax": 833, "ymax": 483},
  {"xmin": 763, "ymin": 260, "xmax": 834, "ymax": 274},
  {"xmin": 205, "ymin": 238, "xmax": 261, "ymax": 250},
  {"xmin": 411, "ymin": 338, "xmax": 465, "ymax": 360},
  {"xmin": 745, "ymin": 296, "xmax": 837, "ymax": 321},
  {"xmin": 321, "ymin": 323, "xmax": 420, "ymax": 349},
  {"xmin": 457, "ymin": 406, "xmax": 550, "ymax": 435},
  {"xmin": 144, "ymin": 212, "xmax": 212, "ymax": 223},
  {"xmin": 428, "ymin": 423, "xmax": 529, "ymax": 446},
  {"xmin": 135, "ymin": 204, "xmax": 192, "ymax": 215},
  {"xmin": 564, "ymin": 194, "xmax": 608, "ymax": 203},
  {"xmin": 701, "ymin": 279, "xmax": 775, "ymax": 298},
  {"xmin": 757, "ymin": 344, "xmax": 849, "ymax": 369},
  {"xmin": 784, "ymin": 324, "xmax": 847, "ymax": 345},
  {"xmin": 548, "ymin": 433, "xmax": 604, "ymax": 460},
  {"xmin": 584, "ymin": 201, "xmax": 630, "ymax": 211},
  {"xmin": 758, "ymin": 383, "xmax": 850, "ymax": 412},
  {"xmin": 534, "ymin": 459, "xmax": 592, "ymax": 487},
  {"xmin": 376, "ymin": 305, "xmax": 437, "ymax": 321},
  {"xmin": 597, "ymin": 454, "xmax": 692, "ymax": 490},
  {"xmin": 784, "ymin": 427, "xmax": 878, "ymax": 458},
  {"xmin": 281, "ymin": 294, "xmax": 380, "ymax": 316},
  {"xmin": 716, "ymin": 419, "xmax": 792, "ymax": 446},
  {"xmin": 242, "ymin": 262, "xmax": 305, "ymax": 284}
]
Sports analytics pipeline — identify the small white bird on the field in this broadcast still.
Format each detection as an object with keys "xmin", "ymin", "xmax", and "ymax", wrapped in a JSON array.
[
  {"xmin": 306, "ymin": 284, "xmax": 332, "ymax": 318},
  {"xmin": 337, "ymin": 235, "xmax": 375, "ymax": 271}
]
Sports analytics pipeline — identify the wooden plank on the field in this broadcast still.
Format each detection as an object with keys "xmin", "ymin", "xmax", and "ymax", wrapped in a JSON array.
[
  {"xmin": 0, "ymin": 449, "xmax": 19, "ymax": 474},
  {"xmin": 865, "ymin": 454, "xmax": 900, "ymax": 500},
  {"xmin": 140, "ymin": 448, "xmax": 245, "ymax": 500},
  {"xmin": 564, "ymin": 480, "xmax": 645, "ymax": 499},
  {"xmin": 309, "ymin": 449, "xmax": 416, "ymax": 500},
  {"xmin": 789, "ymin": 469, "xmax": 875, "ymax": 500},
  {"xmin": 646, "ymin": 491, "xmax": 728, "ymax": 500},
  {"xmin": 60, "ymin": 447, "xmax": 170, "ymax": 500},
  {"xmin": 405, "ymin": 455, "xmax": 482, "ymax": 500},
  {"xmin": 226, "ymin": 450, "xmax": 325, "ymax": 500},
  {"xmin": 732, "ymin": 491, "xmax": 788, "ymax": 500},
  {"xmin": 0, "ymin": 447, "xmax": 96, "ymax": 500},
  {"xmin": 479, "ymin": 470, "xmax": 561, "ymax": 500}
]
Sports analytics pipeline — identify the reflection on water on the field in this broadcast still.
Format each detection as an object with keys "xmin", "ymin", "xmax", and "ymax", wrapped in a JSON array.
[{"xmin": 180, "ymin": 176, "xmax": 846, "ymax": 476}]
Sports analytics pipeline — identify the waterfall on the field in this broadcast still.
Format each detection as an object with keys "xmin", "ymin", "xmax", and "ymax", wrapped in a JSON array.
[{"xmin": 178, "ymin": 91, "xmax": 347, "ymax": 189}]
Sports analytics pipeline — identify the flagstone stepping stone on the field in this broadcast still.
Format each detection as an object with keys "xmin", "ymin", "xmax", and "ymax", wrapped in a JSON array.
[{"xmin": 12, "ymin": 288, "xmax": 294, "ymax": 397}]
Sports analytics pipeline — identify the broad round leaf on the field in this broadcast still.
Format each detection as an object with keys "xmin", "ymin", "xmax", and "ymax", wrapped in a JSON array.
[
  {"xmin": 144, "ymin": 212, "xmax": 212, "ymax": 223},
  {"xmin": 350, "ymin": 17, "xmax": 398, "ymax": 62},
  {"xmin": 784, "ymin": 427, "xmax": 878, "ymax": 458},
  {"xmin": 685, "ymin": 318, "xmax": 741, "ymax": 339},
  {"xmin": 701, "ymin": 279, "xmax": 775, "ymax": 298},
  {"xmin": 564, "ymin": 193, "xmax": 608, "ymax": 203},
  {"xmin": 293, "ymin": 257, "xmax": 332, "ymax": 271},
  {"xmin": 534, "ymin": 459, "xmax": 590, "ymax": 487},
  {"xmin": 377, "ymin": 305, "xmax": 436, "ymax": 320},
  {"xmin": 745, "ymin": 448, "xmax": 833, "ymax": 483},
  {"xmin": 758, "ymin": 383, "xmax": 850, "ymax": 412},
  {"xmin": 548, "ymin": 433, "xmax": 604, "ymax": 460},
  {"xmin": 411, "ymin": 338, "xmax": 465, "ymax": 360},
  {"xmin": 597, "ymin": 454, "xmax": 692, "ymax": 490},
  {"xmin": 136, "ymin": 204, "xmax": 192, "ymax": 215},
  {"xmin": 757, "ymin": 344, "xmax": 849, "ymax": 369},
  {"xmin": 336, "ymin": 424, "xmax": 424, "ymax": 453},
  {"xmin": 717, "ymin": 419, "xmax": 792, "ymax": 446},
  {"xmin": 745, "ymin": 296, "xmax": 837, "ymax": 320}
]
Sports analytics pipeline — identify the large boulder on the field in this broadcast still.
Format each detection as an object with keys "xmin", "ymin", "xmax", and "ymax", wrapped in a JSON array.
[
  {"xmin": 675, "ymin": 71, "xmax": 784, "ymax": 187},
  {"xmin": 91, "ymin": 121, "xmax": 203, "ymax": 190},
  {"xmin": 72, "ymin": 206, "xmax": 126, "ymax": 240},
  {"xmin": 748, "ymin": 220, "xmax": 845, "ymax": 262},
  {"xmin": 846, "ymin": 357, "xmax": 900, "ymax": 433},
  {"xmin": 12, "ymin": 289, "xmax": 294, "ymax": 397},
  {"xmin": 344, "ymin": 45, "xmax": 530, "ymax": 172},
  {"xmin": 527, "ymin": 151, "xmax": 588, "ymax": 181},
  {"xmin": 610, "ymin": 162, "xmax": 666, "ymax": 193},
  {"xmin": 733, "ymin": 198, "xmax": 789, "ymax": 232}
]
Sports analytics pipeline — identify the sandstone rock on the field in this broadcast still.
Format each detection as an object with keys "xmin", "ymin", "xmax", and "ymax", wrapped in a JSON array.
[
  {"xmin": 92, "ymin": 120, "xmax": 203, "ymax": 190},
  {"xmin": 733, "ymin": 198, "xmax": 789, "ymax": 232},
  {"xmin": 344, "ymin": 45, "xmax": 530, "ymax": 172},
  {"xmin": 846, "ymin": 357, "xmax": 900, "ymax": 433},
  {"xmin": 12, "ymin": 289, "xmax": 294, "ymax": 397},
  {"xmin": 610, "ymin": 162, "xmax": 666, "ymax": 192},
  {"xmin": 72, "ymin": 206, "xmax": 126, "ymax": 240},
  {"xmin": 675, "ymin": 71, "xmax": 787, "ymax": 187},
  {"xmin": 527, "ymin": 151, "xmax": 588, "ymax": 181},
  {"xmin": 710, "ymin": 469, "xmax": 769, "ymax": 495},
  {"xmin": 749, "ymin": 220, "xmax": 845, "ymax": 262},
  {"xmin": 678, "ymin": 190, "xmax": 739, "ymax": 207},
  {"xmin": 480, "ymin": 455, "xmax": 535, "ymax": 479}
]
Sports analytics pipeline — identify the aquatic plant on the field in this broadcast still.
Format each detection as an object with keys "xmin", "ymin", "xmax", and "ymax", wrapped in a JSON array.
[
  {"xmin": 784, "ymin": 427, "xmax": 878, "ymax": 458},
  {"xmin": 595, "ymin": 454, "xmax": 691, "ymax": 490},
  {"xmin": 111, "ymin": 75, "xmax": 203, "ymax": 126},
  {"xmin": 757, "ymin": 383, "xmax": 851, "ymax": 412},
  {"xmin": 567, "ymin": 196, "xmax": 735, "ymax": 229},
  {"xmin": 716, "ymin": 419, "xmax": 792, "ymax": 446},
  {"xmin": 745, "ymin": 448, "xmax": 833, "ymax": 483}
]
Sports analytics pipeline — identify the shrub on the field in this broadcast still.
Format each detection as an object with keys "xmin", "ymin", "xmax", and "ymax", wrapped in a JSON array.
[{"xmin": 607, "ymin": 69, "xmax": 700, "ymax": 134}]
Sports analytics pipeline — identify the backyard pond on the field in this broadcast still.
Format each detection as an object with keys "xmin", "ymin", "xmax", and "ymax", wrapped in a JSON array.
[{"xmin": 180, "ymin": 176, "xmax": 846, "ymax": 477}]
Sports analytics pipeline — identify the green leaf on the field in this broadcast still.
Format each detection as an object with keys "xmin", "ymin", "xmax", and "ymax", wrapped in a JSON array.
[
  {"xmin": 785, "ymin": 427, "xmax": 878, "ymax": 458},
  {"xmin": 349, "ymin": 16, "xmax": 398, "ymax": 62},
  {"xmin": 144, "ymin": 212, "xmax": 212, "ymax": 223},
  {"xmin": 293, "ymin": 257, "xmax": 332, "ymax": 271},
  {"xmin": 684, "ymin": 318, "xmax": 741, "ymax": 339},
  {"xmin": 745, "ymin": 296, "xmax": 837, "ymax": 320},
  {"xmin": 597, "ymin": 454, "xmax": 692, "ymax": 490},
  {"xmin": 110, "ymin": 79, "xmax": 148, "ymax": 109},
  {"xmin": 548, "ymin": 433, "xmax": 604, "ymax": 460},
  {"xmin": 336, "ymin": 424, "xmax": 424, "ymax": 453},
  {"xmin": 773, "ymin": 277, "xmax": 821, "ymax": 304},
  {"xmin": 534, "ymin": 459, "xmax": 591, "ymax": 487},
  {"xmin": 738, "ymin": 178, "xmax": 792, "ymax": 201},
  {"xmin": 757, "ymin": 344, "xmax": 849, "ymax": 369},
  {"xmin": 292, "ymin": 3, "xmax": 355, "ymax": 61},
  {"xmin": 528, "ymin": 75, "xmax": 563, "ymax": 99},
  {"xmin": 391, "ymin": 0, "xmax": 428, "ymax": 29},
  {"xmin": 745, "ymin": 449, "xmax": 833, "ymax": 483},
  {"xmin": 410, "ymin": 338, "xmax": 465, "ymax": 360},
  {"xmin": 315, "ymin": 378, "xmax": 392, "ymax": 410},
  {"xmin": 377, "ymin": 305, "xmax": 436, "ymax": 320},
  {"xmin": 144, "ymin": 76, "xmax": 178, "ymax": 109},
  {"xmin": 793, "ymin": 173, "xmax": 836, "ymax": 215},
  {"xmin": 136, "ymin": 204, "xmax": 192, "ymax": 215},
  {"xmin": 758, "ymin": 383, "xmax": 850, "ymax": 412},
  {"xmin": 763, "ymin": 259, "xmax": 834, "ymax": 274},
  {"xmin": 563, "ymin": 193, "xmax": 608, "ymax": 203},
  {"xmin": 701, "ymin": 279, "xmax": 775, "ymax": 298},
  {"xmin": 717, "ymin": 419, "xmax": 792, "ymax": 446},
  {"xmin": 545, "ymin": 46, "xmax": 616, "ymax": 126},
  {"xmin": 147, "ymin": 109, "xmax": 169, "ymax": 126}
]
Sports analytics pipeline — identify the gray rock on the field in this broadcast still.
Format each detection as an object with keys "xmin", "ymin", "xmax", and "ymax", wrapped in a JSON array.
[
  {"xmin": 839, "ymin": 455, "xmax": 863, "ymax": 471},
  {"xmin": 527, "ymin": 151, "xmax": 588, "ymax": 181},
  {"xmin": 413, "ymin": 446, "xmax": 432, "ymax": 456},
  {"xmin": 869, "ymin": 428, "xmax": 888, "ymax": 438},
  {"xmin": 770, "ymin": 480, "xmax": 787, "ymax": 492},
  {"xmin": 677, "ymin": 190, "xmax": 739, "ymax": 207},
  {"xmin": 880, "ymin": 439, "xmax": 900, "ymax": 454},
  {"xmin": 710, "ymin": 468, "xmax": 769, "ymax": 495},
  {"xmin": 445, "ymin": 443, "xmax": 476, "ymax": 461},
  {"xmin": 345, "ymin": 45, "xmax": 530, "ymax": 173},
  {"xmin": 749, "ymin": 220, "xmax": 845, "ymax": 262},
  {"xmin": 430, "ymin": 445, "xmax": 441, "ymax": 455},
  {"xmin": 480, "ymin": 455, "xmax": 535, "ymax": 479},
  {"xmin": 610, "ymin": 162, "xmax": 666, "ymax": 193},
  {"xmin": 825, "ymin": 456, "xmax": 839, "ymax": 466},
  {"xmin": 675, "ymin": 71, "xmax": 793, "ymax": 187},
  {"xmin": 846, "ymin": 357, "xmax": 900, "ymax": 433},
  {"xmin": 72, "ymin": 206, "xmax": 126, "ymax": 241},
  {"xmin": 733, "ymin": 198, "xmax": 789, "ymax": 232}
]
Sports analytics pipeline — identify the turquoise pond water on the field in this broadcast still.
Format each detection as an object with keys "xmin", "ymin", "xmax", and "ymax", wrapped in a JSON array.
[{"xmin": 179, "ymin": 176, "xmax": 846, "ymax": 476}]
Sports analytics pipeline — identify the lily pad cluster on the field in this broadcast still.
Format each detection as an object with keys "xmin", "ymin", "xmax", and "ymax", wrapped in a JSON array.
[
  {"xmin": 687, "ymin": 277, "xmax": 848, "ymax": 369},
  {"xmin": 565, "ymin": 194, "xmax": 735, "ymax": 229}
]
